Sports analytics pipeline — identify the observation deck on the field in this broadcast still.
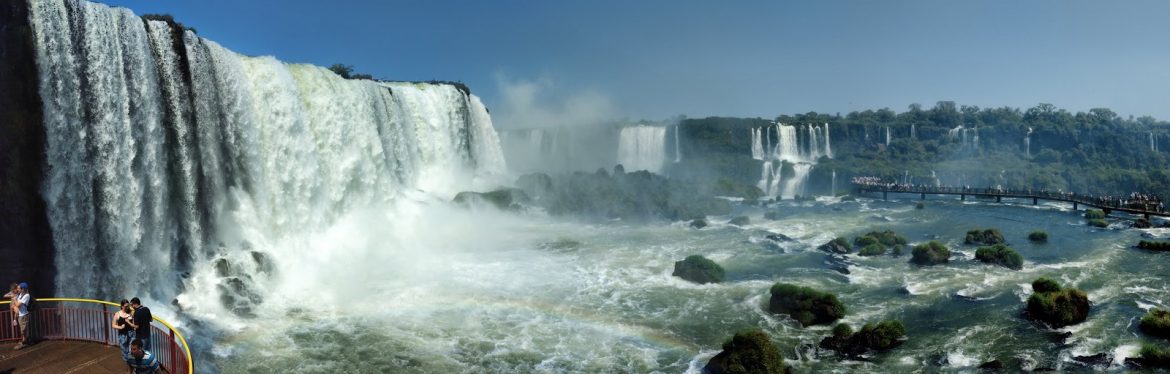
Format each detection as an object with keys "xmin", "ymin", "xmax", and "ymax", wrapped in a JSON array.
[{"xmin": 0, "ymin": 298, "xmax": 191, "ymax": 373}]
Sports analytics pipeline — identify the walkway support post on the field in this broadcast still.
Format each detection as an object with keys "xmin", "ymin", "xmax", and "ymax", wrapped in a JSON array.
[
  {"xmin": 996, "ymin": 196, "xmax": 1002, "ymax": 203},
  {"xmin": 961, "ymin": 194, "xmax": 965, "ymax": 201},
  {"xmin": 1033, "ymin": 198, "xmax": 1038, "ymax": 205},
  {"xmin": 883, "ymin": 191, "xmax": 887, "ymax": 200},
  {"xmin": 921, "ymin": 193, "xmax": 926, "ymax": 200}
]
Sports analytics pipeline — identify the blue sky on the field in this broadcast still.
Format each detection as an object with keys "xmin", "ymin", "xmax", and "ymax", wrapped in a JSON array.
[{"xmin": 102, "ymin": 0, "xmax": 1170, "ymax": 127}]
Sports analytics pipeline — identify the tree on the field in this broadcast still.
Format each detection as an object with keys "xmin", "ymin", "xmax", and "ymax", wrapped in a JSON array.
[{"xmin": 328, "ymin": 64, "xmax": 354, "ymax": 79}]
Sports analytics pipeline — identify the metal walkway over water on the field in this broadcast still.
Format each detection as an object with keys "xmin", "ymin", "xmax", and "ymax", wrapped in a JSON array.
[{"xmin": 854, "ymin": 183, "xmax": 1170, "ymax": 218}]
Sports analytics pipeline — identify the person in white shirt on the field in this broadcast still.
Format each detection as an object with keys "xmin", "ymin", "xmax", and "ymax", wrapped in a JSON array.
[{"xmin": 13, "ymin": 282, "xmax": 30, "ymax": 350}]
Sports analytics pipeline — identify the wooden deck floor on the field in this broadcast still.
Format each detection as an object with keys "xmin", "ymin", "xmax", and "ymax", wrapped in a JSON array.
[{"xmin": 0, "ymin": 341, "xmax": 168, "ymax": 373}]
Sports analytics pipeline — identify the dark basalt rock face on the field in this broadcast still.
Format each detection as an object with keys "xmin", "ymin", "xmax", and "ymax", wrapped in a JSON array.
[{"xmin": 0, "ymin": 1, "xmax": 55, "ymax": 296}]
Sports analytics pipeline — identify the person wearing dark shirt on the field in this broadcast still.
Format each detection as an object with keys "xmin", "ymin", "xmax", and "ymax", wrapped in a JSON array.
[{"xmin": 128, "ymin": 297, "xmax": 152, "ymax": 351}]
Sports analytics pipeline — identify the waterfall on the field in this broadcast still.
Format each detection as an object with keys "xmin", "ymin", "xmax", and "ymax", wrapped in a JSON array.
[
  {"xmin": 28, "ymin": 0, "xmax": 506, "ymax": 305},
  {"xmin": 1025, "ymin": 127, "xmax": 1033, "ymax": 157},
  {"xmin": 752, "ymin": 123, "xmax": 831, "ymax": 199},
  {"xmin": 673, "ymin": 124, "xmax": 681, "ymax": 162},
  {"xmin": 751, "ymin": 127, "xmax": 764, "ymax": 160},
  {"xmin": 776, "ymin": 125, "xmax": 800, "ymax": 162},
  {"xmin": 910, "ymin": 123, "xmax": 916, "ymax": 139},
  {"xmin": 824, "ymin": 122, "xmax": 832, "ymax": 158},
  {"xmin": 617, "ymin": 125, "xmax": 667, "ymax": 173},
  {"xmin": 765, "ymin": 125, "xmax": 773, "ymax": 158},
  {"xmin": 1151, "ymin": 132, "xmax": 1158, "ymax": 152},
  {"xmin": 831, "ymin": 169, "xmax": 837, "ymax": 196},
  {"xmin": 885, "ymin": 126, "xmax": 891, "ymax": 146}
]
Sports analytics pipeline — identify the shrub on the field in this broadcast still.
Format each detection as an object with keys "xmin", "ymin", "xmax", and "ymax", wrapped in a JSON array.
[
  {"xmin": 858, "ymin": 243, "xmax": 886, "ymax": 256},
  {"xmin": 1026, "ymin": 278, "xmax": 1090, "ymax": 328},
  {"xmin": 1087, "ymin": 219, "xmax": 1108, "ymax": 228},
  {"xmin": 818, "ymin": 320, "xmax": 906, "ymax": 357},
  {"xmin": 1028, "ymin": 231, "xmax": 1048, "ymax": 243},
  {"xmin": 910, "ymin": 241, "xmax": 950, "ymax": 265},
  {"xmin": 672, "ymin": 255, "xmax": 724, "ymax": 284},
  {"xmin": 1141, "ymin": 309, "xmax": 1170, "ymax": 338},
  {"xmin": 768, "ymin": 283, "xmax": 846, "ymax": 326},
  {"xmin": 1084, "ymin": 209, "xmax": 1106, "ymax": 219},
  {"xmin": 965, "ymin": 228, "xmax": 1005, "ymax": 245},
  {"xmin": 974, "ymin": 244, "xmax": 1024, "ymax": 270},
  {"xmin": 852, "ymin": 320, "xmax": 906, "ymax": 351},
  {"xmin": 1141, "ymin": 344, "xmax": 1170, "ymax": 368},
  {"xmin": 862, "ymin": 230, "xmax": 908, "ymax": 246},
  {"xmin": 915, "ymin": 202, "xmax": 924, "ymax": 210},
  {"xmin": 854, "ymin": 235, "xmax": 879, "ymax": 247},
  {"xmin": 1138, "ymin": 240, "xmax": 1170, "ymax": 251},
  {"xmin": 1032, "ymin": 277, "xmax": 1061, "ymax": 293},
  {"xmin": 703, "ymin": 329, "xmax": 791, "ymax": 374}
]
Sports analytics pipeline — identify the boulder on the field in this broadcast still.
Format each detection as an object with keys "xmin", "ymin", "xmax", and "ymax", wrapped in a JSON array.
[
  {"xmin": 974, "ymin": 244, "xmax": 1024, "ymax": 270},
  {"xmin": 768, "ymin": 283, "xmax": 846, "ymax": 326},
  {"xmin": 965, "ymin": 228, "xmax": 1005, "ymax": 245},
  {"xmin": 703, "ymin": 329, "xmax": 791, "ymax": 374},
  {"xmin": 765, "ymin": 233, "xmax": 794, "ymax": 242},
  {"xmin": 978, "ymin": 359, "xmax": 1004, "ymax": 370},
  {"xmin": 452, "ymin": 188, "xmax": 530, "ymax": 210},
  {"xmin": 672, "ymin": 255, "xmax": 725, "ymax": 284},
  {"xmin": 818, "ymin": 320, "xmax": 906, "ymax": 357},
  {"xmin": 729, "ymin": 216, "xmax": 750, "ymax": 226},
  {"xmin": 818, "ymin": 237, "xmax": 852, "ymax": 254},
  {"xmin": 690, "ymin": 219, "xmax": 709, "ymax": 229},
  {"xmin": 1140, "ymin": 308, "xmax": 1170, "ymax": 338},
  {"xmin": 1025, "ymin": 277, "xmax": 1090, "ymax": 328},
  {"xmin": 1028, "ymin": 231, "xmax": 1048, "ymax": 243},
  {"xmin": 910, "ymin": 241, "xmax": 950, "ymax": 265}
]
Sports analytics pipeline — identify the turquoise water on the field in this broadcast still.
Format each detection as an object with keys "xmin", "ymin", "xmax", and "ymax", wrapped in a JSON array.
[{"xmin": 210, "ymin": 196, "xmax": 1170, "ymax": 373}]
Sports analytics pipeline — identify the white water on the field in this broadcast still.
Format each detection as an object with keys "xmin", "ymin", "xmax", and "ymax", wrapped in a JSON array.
[
  {"xmin": 674, "ymin": 124, "xmax": 682, "ymax": 162},
  {"xmin": 1150, "ymin": 132, "xmax": 1158, "ymax": 152},
  {"xmin": 753, "ymin": 124, "xmax": 830, "ymax": 199},
  {"xmin": 618, "ymin": 125, "xmax": 668, "ymax": 173},
  {"xmin": 751, "ymin": 127, "xmax": 764, "ymax": 160},
  {"xmin": 1026, "ymin": 127, "xmax": 1033, "ymax": 157},
  {"xmin": 29, "ymin": 0, "xmax": 506, "ymax": 317}
]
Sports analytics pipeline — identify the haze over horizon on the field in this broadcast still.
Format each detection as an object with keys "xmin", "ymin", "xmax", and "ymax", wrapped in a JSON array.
[{"xmin": 101, "ymin": 0, "xmax": 1170, "ymax": 127}]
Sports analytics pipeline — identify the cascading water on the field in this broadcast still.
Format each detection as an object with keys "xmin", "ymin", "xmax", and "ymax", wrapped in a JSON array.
[
  {"xmin": 674, "ymin": 124, "xmax": 682, "ymax": 162},
  {"xmin": 1150, "ymin": 132, "xmax": 1158, "ymax": 152},
  {"xmin": 28, "ymin": 0, "xmax": 506, "ymax": 315},
  {"xmin": 885, "ymin": 126, "xmax": 891, "ymax": 146},
  {"xmin": 617, "ymin": 125, "xmax": 667, "ymax": 173},
  {"xmin": 752, "ymin": 123, "xmax": 831, "ymax": 199},
  {"xmin": 751, "ymin": 127, "xmax": 764, "ymax": 160},
  {"xmin": 910, "ymin": 123, "xmax": 916, "ymax": 140},
  {"xmin": 1026, "ymin": 127, "xmax": 1033, "ymax": 157}
]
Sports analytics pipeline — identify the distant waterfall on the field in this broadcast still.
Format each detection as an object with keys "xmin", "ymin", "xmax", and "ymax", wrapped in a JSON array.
[
  {"xmin": 617, "ymin": 125, "xmax": 667, "ymax": 173},
  {"xmin": 1151, "ymin": 132, "xmax": 1159, "ymax": 152},
  {"xmin": 910, "ymin": 123, "xmax": 916, "ymax": 140},
  {"xmin": 752, "ymin": 123, "xmax": 832, "ymax": 199},
  {"xmin": 1025, "ymin": 127, "xmax": 1033, "ymax": 157},
  {"xmin": 885, "ymin": 126, "xmax": 891, "ymax": 146},
  {"xmin": 948, "ymin": 125, "xmax": 979, "ymax": 150},
  {"xmin": 29, "ymin": 0, "xmax": 506, "ymax": 305},
  {"xmin": 751, "ymin": 127, "xmax": 764, "ymax": 160},
  {"xmin": 674, "ymin": 124, "xmax": 682, "ymax": 162}
]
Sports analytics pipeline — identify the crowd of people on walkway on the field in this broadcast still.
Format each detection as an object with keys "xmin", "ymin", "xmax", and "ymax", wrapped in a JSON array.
[{"xmin": 852, "ymin": 176, "xmax": 1166, "ymax": 213}]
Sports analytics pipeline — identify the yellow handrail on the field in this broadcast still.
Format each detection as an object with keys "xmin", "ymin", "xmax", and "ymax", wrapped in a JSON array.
[{"xmin": 0, "ymin": 297, "xmax": 194, "ymax": 374}]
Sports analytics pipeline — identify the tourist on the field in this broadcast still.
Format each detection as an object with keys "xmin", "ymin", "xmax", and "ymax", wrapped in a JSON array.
[
  {"xmin": 124, "ymin": 339, "xmax": 159, "ymax": 374},
  {"xmin": 3, "ymin": 283, "xmax": 17, "ymax": 327},
  {"xmin": 111, "ymin": 299, "xmax": 135, "ymax": 355},
  {"xmin": 128, "ymin": 297, "xmax": 153, "ymax": 351},
  {"xmin": 13, "ymin": 282, "xmax": 30, "ymax": 349}
]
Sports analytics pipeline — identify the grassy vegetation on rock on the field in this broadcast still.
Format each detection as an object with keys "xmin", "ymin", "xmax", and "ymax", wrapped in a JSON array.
[
  {"xmin": 910, "ymin": 241, "xmax": 950, "ymax": 265},
  {"xmin": 1026, "ymin": 277, "xmax": 1090, "ymax": 328},
  {"xmin": 703, "ymin": 329, "xmax": 791, "ymax": 374},
  {"xmin": 974, "ymin": 244, "xmax": 1024, "ymax": 270},
  {"xmin": 672, "ymin": 255, "xmax": 725, "ymax": 284},
  {"xmin": 768, "ymin": 283, "xmax": 846, "ymax": 326}
]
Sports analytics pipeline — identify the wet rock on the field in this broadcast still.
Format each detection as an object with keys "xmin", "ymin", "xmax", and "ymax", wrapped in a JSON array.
[
  {"xmin": 704, "ymin": 329, "xmax": 791, "ymax": 374},
  {"xmin": 729, "ymin": 216, "xmax": 750, "ymax": 226},
  {"xmin": 978, "ymin": 359, "xmax": 1004, "ymax": 369},
  {"xmin": 766, "ymin": 233, "xmax": 794, "ymax": 242},
  {"xmin": 251, "ymin": 251, "xmax": 275, "ymax": 275},
  {"xmin": 452, "ymin": 188, "xmax": 531, "ymax": 210},
  {"xmin": 1071, "ymin": 353, "xmax": 1110, "ymax": 367},
  {"xmin": 818, "ymin": 237, "xmax": 852, "ymax": 254},
  {"xmin": 690, "ymin": 219, "xmax": 708, "ymax": 229},
  {"xmin": 672, "ymin": 255, "xmax": 724, "ymax": 284},
  {"xmin": 763, "ymin": 211, "xmax": 783, "ymax": 220},
  {"xmin": 213, "ymin": 258, "xmax": 233, "ymax": 277}
]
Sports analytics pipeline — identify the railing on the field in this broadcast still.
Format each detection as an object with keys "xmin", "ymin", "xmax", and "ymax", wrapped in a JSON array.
[{"xmin": 0, "ymin": 298, "xmax": 192, "ymax": 374}]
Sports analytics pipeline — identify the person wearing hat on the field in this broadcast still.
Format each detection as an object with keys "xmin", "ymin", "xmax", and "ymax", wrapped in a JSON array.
[{"xmin": 13, "ymin": 282, "xmax": 30, "ymax": 349}]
